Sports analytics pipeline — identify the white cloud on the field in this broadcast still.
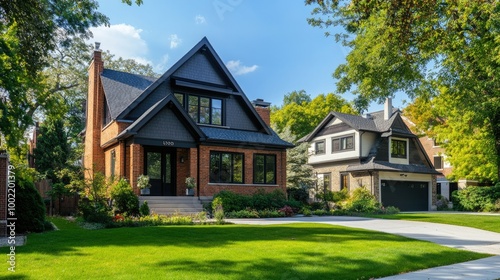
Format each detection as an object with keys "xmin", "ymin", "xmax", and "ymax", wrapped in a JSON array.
[
  {"xmin": 154, "ymin": 54, "xmax": 170, "ymax": 73},
  {"xmin": 169, "ymin": 34, "xmax": 182, "ymax": 49},
  {"xmin": 89, "ymin": 24, "xmax": 151, "ymax": 64},
  {"xmin": 226, "ymin": 60, "xmax": 258, "ymax": 75},
  {"xmin": 195, "ymin": 15, "xmax": 206, "ymax": 24}
]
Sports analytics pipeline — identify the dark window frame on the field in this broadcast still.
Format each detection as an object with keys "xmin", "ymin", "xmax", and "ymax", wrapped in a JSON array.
[
  {"xmin": 188, "ymin": 94, "xmax": 223, "ymax": 125},
  {"xmin": 340, "ymin": 173, "xmax": 349, "ymax": 191},
  {"xmin": 391, "ymin": 139, "xmax": 407, "ymax": 159},
  {"xmin": 253, "ymin": 154, "xmax": 277, "ymax": 184},
  {"xmin": 332, "ymin": 134, "xmax": 355, "ymax": 153},
  {"xmin": 209, "ymin": 151, "xmax": 244, "ymax": 184},
  {"xmin": 434, "ymin": 155, "xmax": 443, "ymax": 169},
  {"xmin": 315, "ymin": 140, "xmax": 325, "ymax": 155}
]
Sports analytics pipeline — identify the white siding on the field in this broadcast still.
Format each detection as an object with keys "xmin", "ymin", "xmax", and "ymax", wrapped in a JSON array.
[{"xmin": 308, "ymin": 129, "xmax": 359, "ymax": 164}]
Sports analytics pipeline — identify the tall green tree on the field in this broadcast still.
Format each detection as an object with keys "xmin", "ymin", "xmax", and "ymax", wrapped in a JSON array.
[
  {"xmin": 33, "ymin": 118, "xmax": 69, "ymax": 183},
  {"xmin": 277, "ymin": 127, "xmax": 314, "ymax": 190},
  {"xmin": 271, "ymin": 90, "xmax": 357, "ymax": 140},
  {"xmin": 306, "ymin": 0, "xmax": 500, "ymax": 181}
]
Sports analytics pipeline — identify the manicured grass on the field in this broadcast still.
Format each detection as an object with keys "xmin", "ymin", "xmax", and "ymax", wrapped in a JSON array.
[
  {"xmin": 366, "ymin": 213, "xmax": 500, "ymax": 233},
  {"xmin": 1, "ymin": 217, "xmax": 488, "ymax": 280}
]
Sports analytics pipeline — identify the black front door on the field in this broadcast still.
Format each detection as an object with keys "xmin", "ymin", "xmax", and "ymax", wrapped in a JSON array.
[{"xmin": 145, "ymin": 149, "xmax": 176, "ymax": 196}]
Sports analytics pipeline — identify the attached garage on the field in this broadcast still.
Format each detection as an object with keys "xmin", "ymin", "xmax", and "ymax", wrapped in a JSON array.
[{"xmin": 381, "ymin": 180, "xmax": 429, "ymax": 211}]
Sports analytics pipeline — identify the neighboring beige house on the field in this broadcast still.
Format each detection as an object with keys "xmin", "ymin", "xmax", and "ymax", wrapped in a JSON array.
[{"xmin": 300, "ymin": 99, "xmax": 441, "ymax": 211}]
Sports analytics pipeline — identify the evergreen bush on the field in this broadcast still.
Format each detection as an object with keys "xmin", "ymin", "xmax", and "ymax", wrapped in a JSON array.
[
  {"xmin": 110, "ymin": 179, "xmax": 139, "ymax": 216},
  {"xmin": 16, "ymin": 176, "xmax": 46, "ymax": 233}
]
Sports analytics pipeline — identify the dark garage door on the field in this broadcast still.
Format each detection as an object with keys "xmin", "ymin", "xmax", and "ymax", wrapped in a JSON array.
[{"xmin": 381, "ymin": 180, "xmax": 429, "ymax": 211}]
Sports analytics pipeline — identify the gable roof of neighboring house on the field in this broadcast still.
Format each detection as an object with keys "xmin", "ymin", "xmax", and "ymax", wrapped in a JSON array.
[
  {"xmin": 299, "ymin": 108, "xmax": 409, "ymax": 143},
  {"xmin": 300, "ymin": 105, "xmax": 440, "ymax": 174}
]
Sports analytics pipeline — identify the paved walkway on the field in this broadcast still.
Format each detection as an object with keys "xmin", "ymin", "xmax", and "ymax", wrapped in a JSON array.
[{"xmin": 227, "ymin": 216, "xmax": 500, "ymax": 279}]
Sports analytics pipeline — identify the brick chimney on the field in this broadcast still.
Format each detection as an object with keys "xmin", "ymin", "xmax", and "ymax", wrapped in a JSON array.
[
  {"xmin": 83, "ymin": 42, "xmax": 105, "ymax": 177},
  {"xmin": 384, "ymin": 97, "xmax": 392, "ymax": 120},
  {"xmin": 252, "ymin": 99, "xmax": 271, "ymax": 126}
]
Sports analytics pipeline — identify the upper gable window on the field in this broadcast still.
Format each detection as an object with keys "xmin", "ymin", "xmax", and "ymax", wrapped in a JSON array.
[
  {"xmin": 332, "ymin": 134, "xmax": 354, "ymax": 153},
  {"xmin": 174, "ymin": 93, "xmax": 184, "ymax": 105},
  {"xmin": 391, "ymin": 139, "xmax": 407, "ymax": 159},
  {"xmin": 315, "ymin": 140, "xmax": 325, "ymax": 155},
  {"xmin": 188, "ymin": 95, "xmax": 222, "ymax": 125}
]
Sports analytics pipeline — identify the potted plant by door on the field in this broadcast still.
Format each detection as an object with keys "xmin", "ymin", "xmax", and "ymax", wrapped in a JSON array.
[
  {"xmin": 185, "ymin": 177, "xmax": 196, "ymax": 196},
  {"xmin": 138, "ymin": 174, "xmax": 151, "ymax": 195}
]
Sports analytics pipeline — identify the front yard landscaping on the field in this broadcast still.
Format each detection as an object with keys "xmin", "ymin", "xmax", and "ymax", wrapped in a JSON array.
[{"xmin": 1, "ymin": 217, "xmax": 488, "ymax": 280}]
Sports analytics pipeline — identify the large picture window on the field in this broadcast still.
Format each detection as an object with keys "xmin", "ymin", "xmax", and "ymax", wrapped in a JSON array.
[
  {"xmin": 210, "ymin": 152, "xmax": 243, "ymax": 183},
  {"xmin": 332, "ymin": 135, "xmax": 354, "ymax": 152},
  {"xmin": 253, "ymin": 154, "xmax": 276, "ymax": 184},
  {"xmin": 188, "ymin": 95, "xmax": 222, "ymax": 125},
  {"xmin": 391, "ymin": 139, "xmax": 407, "ymax": 159}
]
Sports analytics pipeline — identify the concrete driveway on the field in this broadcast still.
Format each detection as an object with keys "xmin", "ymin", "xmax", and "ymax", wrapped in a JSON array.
[{"xmin": 227, "ymin": 216, "xmax": 500, "ymax": 279}]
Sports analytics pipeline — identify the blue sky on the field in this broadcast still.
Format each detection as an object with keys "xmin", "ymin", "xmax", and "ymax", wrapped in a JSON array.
[{"xmin": 89, "ymin": 0, "xmax": 407, "ymax": 112}]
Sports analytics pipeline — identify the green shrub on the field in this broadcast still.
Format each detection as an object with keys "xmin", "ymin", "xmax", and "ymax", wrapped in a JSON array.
[
  {"xmin": 302, "ymin": 208, "xmax": 312, "ymax": 217},
  {"xmin": 251, "ymin": 189, "xmax": 287, "ymax": 210},
  {"xmin": 452, "ymin": 185, "xmax": 500, "ymax": 212},
  {"xmin": 212, "ymin": 197, "xmax": 225, "ymax": 224},
  {"xmin": 342, "ymin": 187, "xmax": 379, "ymax": 213},
  {"xmin": 258, "ymin": 209, "xmax": 283, "ymax": 218},
  {"xmin": 79, "ymin": 199, "xmax": 112, "ymax": 224},
  {"xmin": 16, "ymin": 175, "xmax": 46, "ymax": 233},
  {"xmin": 226, "ymin": 209, "xmax": 260, "ymax": 218},
  {"xmin": 312, "ymin": 209, "xmax": 328, "ymax": 216},
  {"xmin": 287, "ymin": 187, "xmax": 309, "ymax": 204},
  {"xmin": 213, "ymin": 190, "xmax": 247, "ymax": 212},
  {"xmin": 111, "ymin": 179, "xmax": 139, "ymax": 216},
  {"xmin": 139, "ymin": 201, "xmax": 150, "ymax": 216},
  {"xmin": 213, "ymin": 189, "xmax": 290, "ymax": 213},
  {"xmin": 436, "ymin": 194, "xmax": 450, "ymax": 211},
  {"xmin": 378, "ymin": 206, "xmax": 400, "ymax": 215}
]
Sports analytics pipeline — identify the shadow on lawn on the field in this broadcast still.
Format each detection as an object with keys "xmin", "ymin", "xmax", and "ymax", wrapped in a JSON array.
[
  {"xmin": 154, "ymin": 249, "xmax": 472, "ymax": 280},
  {"xmin": 17, "ymin": 223, "xmax": 415, "ymax": 256}
]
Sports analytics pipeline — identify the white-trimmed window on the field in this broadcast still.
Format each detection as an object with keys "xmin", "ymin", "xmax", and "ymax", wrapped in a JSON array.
[
  {"xmin": 391, "ymin": 139, "xmax": 407, "ymax": 159},
  {"xmin": 390, "ymin": 137, "xmax": 409, "ymax": 164},
  {"xmin": 315, "ymin": 140, "xmax": 325, "ymax": 155}
]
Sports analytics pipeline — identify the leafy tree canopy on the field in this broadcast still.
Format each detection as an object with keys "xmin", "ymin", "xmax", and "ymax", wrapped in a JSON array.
[
  {"xmin": 271, "ymin": 90, "xmax": 357, "ymax": 140},
  {"xmin": 307, "ymin": 0, "xmax": 500, "ymax": 181}
]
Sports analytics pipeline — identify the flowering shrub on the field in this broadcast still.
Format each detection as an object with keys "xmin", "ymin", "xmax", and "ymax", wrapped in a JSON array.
[
  {"xmin": 113, "ymin": 214, "xmax": 125, "ymax": 222},
  {"xmin": 278, "ymin": 205, "xmax": 294, "ymax": 217}
]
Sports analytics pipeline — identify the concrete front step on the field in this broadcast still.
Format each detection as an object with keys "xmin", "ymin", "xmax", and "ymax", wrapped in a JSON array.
[{"xmin": 139, "ymin": 196, "xmax": 205, "ymax": 215}]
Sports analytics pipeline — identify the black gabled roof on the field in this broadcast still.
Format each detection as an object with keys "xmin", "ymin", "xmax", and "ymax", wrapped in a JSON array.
[
  {"xmin": 99, "ymin": 37, "xmax": 273, "ymax": 136},
  {"xmin": 300, "ymin": 107, "xmax": 407, "ymax": 142},
  {"xmin": 200, "ymin": 126, "xmax": 294, "ymax": 148},
  {"xmin": 116, "ymin": 94, "xmax": 205, "ymax": 140},
  {"xmin": 101, "ymin": 69, "xmax": 156, "ymax": 120}
]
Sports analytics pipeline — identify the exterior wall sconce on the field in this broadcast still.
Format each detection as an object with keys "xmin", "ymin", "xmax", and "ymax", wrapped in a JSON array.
[{"xmin": 180, "ymin": 156, "xmax": 184, "ymax": 163}]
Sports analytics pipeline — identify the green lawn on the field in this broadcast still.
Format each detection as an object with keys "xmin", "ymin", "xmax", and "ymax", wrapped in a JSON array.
[
  {"xmin": 1, "ymin": 217, "xmax": 488, "ymax": 280},
  {"xmin": 366, "ymin": 213, "xmax": 500, "ymax": 233}
]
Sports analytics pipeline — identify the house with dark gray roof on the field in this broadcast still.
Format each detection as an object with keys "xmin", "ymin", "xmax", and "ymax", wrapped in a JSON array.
[
  {"xmin": 300, "ymin": 99, "xmax": 440, "ymax": 211},
  {"xmin": 83, "ymin": 37, "xmax": 292, "ymax": 200}
]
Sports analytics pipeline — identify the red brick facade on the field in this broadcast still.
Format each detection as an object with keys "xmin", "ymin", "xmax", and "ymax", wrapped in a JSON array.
[{"xmin": 83, "ymin": 41, "xmax": 290, "ymax": 199}]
